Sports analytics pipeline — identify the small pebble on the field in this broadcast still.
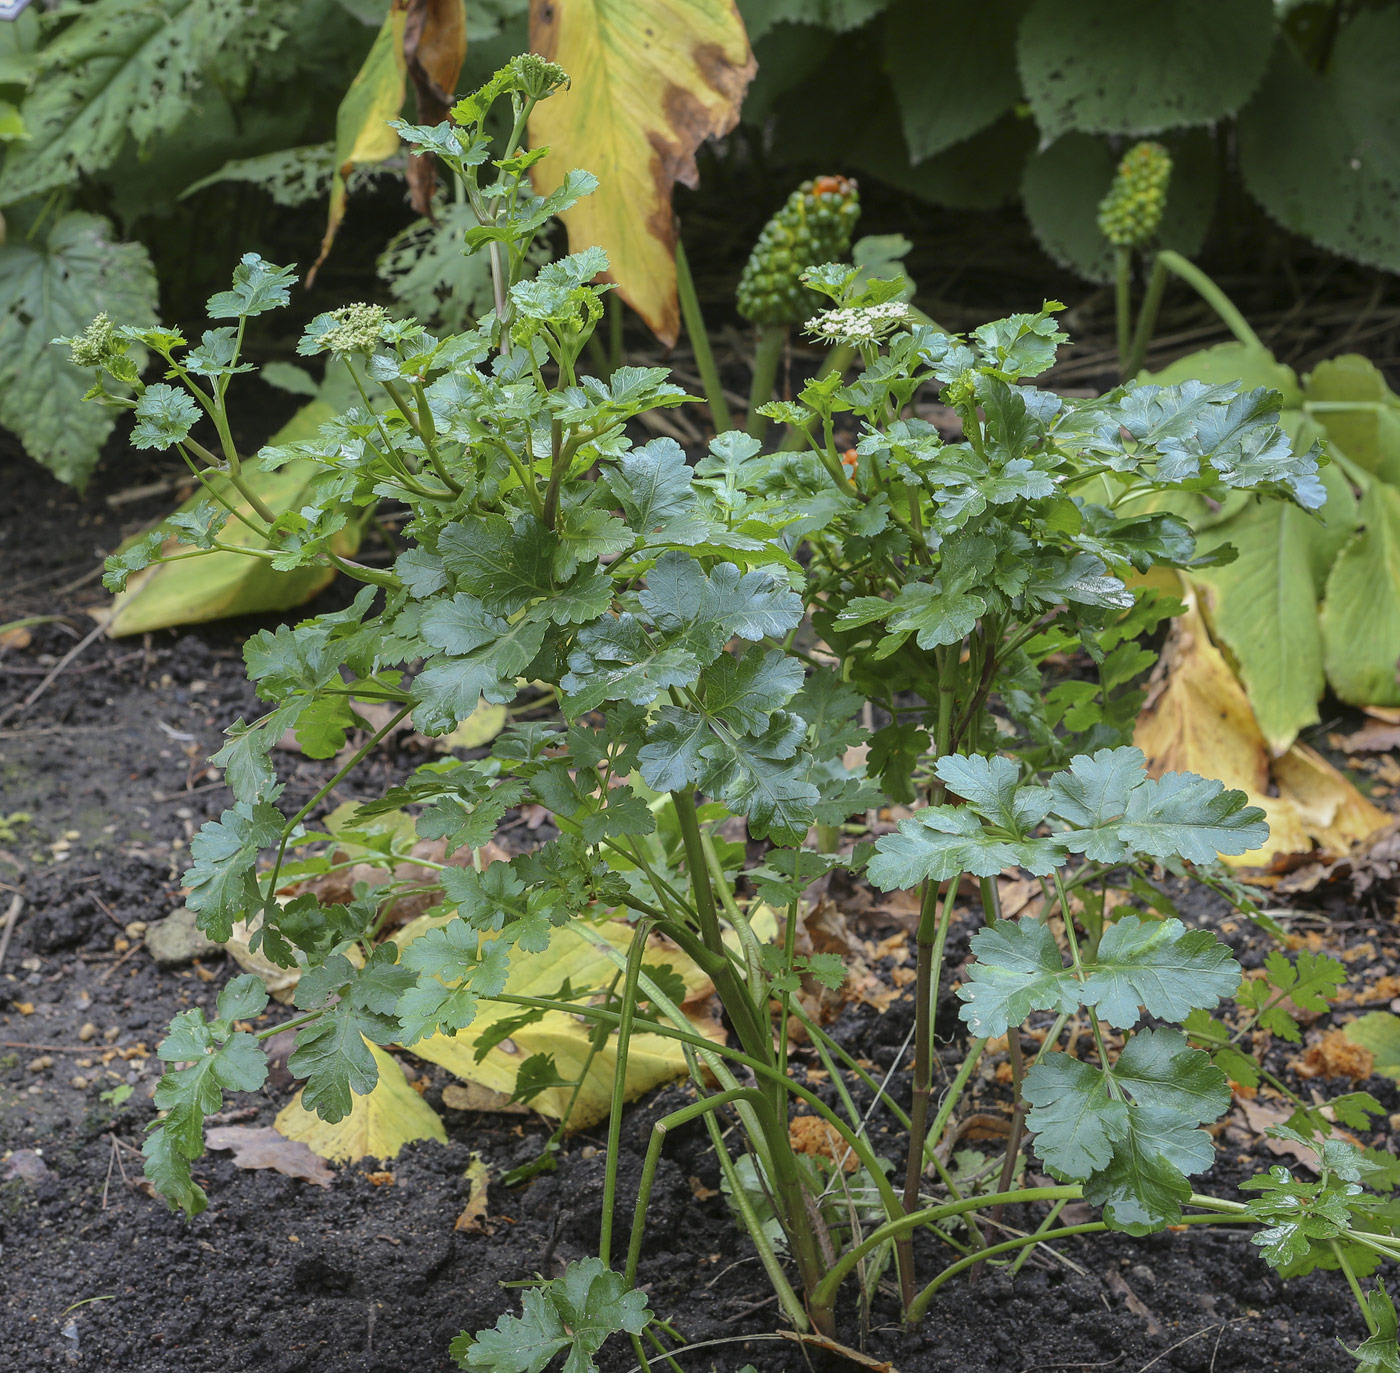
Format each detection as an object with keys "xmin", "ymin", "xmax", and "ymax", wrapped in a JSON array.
[
  {"xmin": 27, "ymin": 1055, "xmax": 53, "ymax": 1072},
  {"xmin": 103, "ymin": 1026, "xmax": 119, "ymax": 1042},
  {"xmin": 70, "ymin": 1075, "xmax": 89, "ymax": 1090},
  {"xmin": 78, "ymin": 1023, "xmax": 97, "ymax": 1042},
  {"xmin": 125, "ymin": 921, "xmax": 147, "ymax": 939}
]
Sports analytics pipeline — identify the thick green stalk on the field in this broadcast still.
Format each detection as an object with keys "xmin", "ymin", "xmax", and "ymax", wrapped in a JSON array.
[
  {"xmin": 1331, "ymin": 1239, "xmax": 1380, "ymax": 1336},
  {"xmin": 745, "ymin": 323, "xmax": 787, "ymax": 437},
  {"xmin": 1124, "ymin": 251, "xmax": 1169, "ymax": 377},
  {"xmin": 674, "ymin": 244, "xmax": 731, "ymax": 432},
  {"xmin": 897, "ymin": 875, "xmax": 959, "ymax": 1308},
  {"xmin": 599, "ymin": 922, "xmax": 651, "ymax": 1266},
  {"xmin": 1114, "ymin": 246, "xmax": 1133, "ymax": 376},
  {"xmin": 1154, "ymin": 249, "xmax": 1265, "ymax": 352},
  {"xmin": 978, "ymin": 876, "xmax": 1027, "ymax": 1264},
  {"xmin": 624, "ymin": 1087, "xmax": 807, "ymax": 1331}
]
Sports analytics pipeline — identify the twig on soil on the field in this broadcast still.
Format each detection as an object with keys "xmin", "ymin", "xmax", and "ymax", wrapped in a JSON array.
[
  {"xmin": 0, "ymin": 1041, "xmax": 121, "ymax": 1053},
  {"xmin": 1134, "ymin": 1320, "xmax": 1247, "ymax": 1373},
  {"xmin": 0, "ymin": 620, "xmax": 107, "ymax": 727},
  {"xmin": 97, "ymin": 939, "xmax": 143, "ymax": 983},
  {"xmin": 0, "ymin": 893, "xmax": 23, "ymax": 972}
]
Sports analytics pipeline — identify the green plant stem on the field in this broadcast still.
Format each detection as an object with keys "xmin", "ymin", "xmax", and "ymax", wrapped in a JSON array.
[
  {"xmin": 922, "ymin": 1038, "xmax": 986, "ymax": 1161},
  {"xmin": 909, "ymin": 1211, "xmax": 1240, "ymax": 1321},
  {"xmin": 264, "ymin": 704, "xmax": 413, "ymax": 898},
  {"xmin": 1009, "ymin": 1197, "xmax": 1068, "ymax": 1277},
  {"xmin": 1114, "ymin": 246, "xmax": 1133, "ymax": 376},
  {"xmin": 746, "ymin": 324, "xmax": 787, "ymax": 437},
  {"xmin": 674, "ymin": 240, "xmax": 732, "ymax": 432},
  {"xmin": 1125, "ymin": 250, "xmax": 1170, "ymax": 377},
  {"xmin": 812, "ymin": 1184, "xmax": 1082, "ymax": 1310},
  {"xmin": 1154, "ymin": 249, "xmax": 1265, "ymax": 352},
  {"xmin": 599, "ymin": 921, "xmax": 651, "ymax": 1267},
  {"xmin": 980, "ymin": 877, "xmax": 1027, "ymax": 1258},
  {"xmin": 898, "ymin": 875, "xmax": 960, "ymax": 1308},
  {"xmin": 623, "ymin": 1087, "xmax": 804, "ymax": 1324},
  {"xmin": 608, "ymin": 291, "xmax": 623, "ymax": 374},
  {"xmin": 1330, "ymin": 1239, "xmax": 1379, "ymax": 1335}
]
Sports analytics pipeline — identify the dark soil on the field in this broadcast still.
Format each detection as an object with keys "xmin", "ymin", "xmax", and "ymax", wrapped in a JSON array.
[{"xmin": 2, "ymin": 430, "xmax": 1396, "ymax": 1373}]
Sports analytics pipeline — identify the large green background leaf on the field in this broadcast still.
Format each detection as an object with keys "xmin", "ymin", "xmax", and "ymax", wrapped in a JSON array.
[
  {"xmin": 0, "ymin": 0, "xmax": 287, "ymax": 207},
  {"xmin": 1017, "ymin": 0, "xmax": 1274, "ymax": 141},
  {"xmin": 0, "ymin": 212, "xmax": 158, "ymax": 488},
  {"xmin": 1239, "ymin": 9, "xmax": 1400, "ymax": 275},
  {"xmin": 1322, "ymin": 481, "xmax": 1400, "ymax": 707}
]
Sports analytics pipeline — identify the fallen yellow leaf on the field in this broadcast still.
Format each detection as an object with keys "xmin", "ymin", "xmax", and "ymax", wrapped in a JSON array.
[
  {"xmin": 393, "ymin": 912, "xmax": 747, "ymax": 1129},
  {"xmin": 276, "ymin": 1040, "xmax": 446, "ymax": 1163},
  {"xmin": 454, "ymin": 1152, "xmax": 493, "ymax": 1232},
  {"xmin": 1136, "ymin": 591, "xmax": 1387, "ymax": 865},
  {"xmin": 528, "ymin": 0, "xmax": 755, "ymax": 345}
]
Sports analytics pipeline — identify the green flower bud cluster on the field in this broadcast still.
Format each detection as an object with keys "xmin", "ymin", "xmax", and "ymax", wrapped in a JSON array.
[
  {"xmin": 737, "ymin": 176, "xmax": 861, "ymax": 327},
  {"xmin": 60, "ymin": 313, "xmax": 121, "ymax": 369},
  {"xmin": 1097, "ymin": 142, "xmax": 1172, "ymax": 249}
]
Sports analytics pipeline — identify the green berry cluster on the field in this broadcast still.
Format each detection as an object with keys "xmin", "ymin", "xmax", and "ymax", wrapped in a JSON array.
[
  {"xmin": 737, "ymin": 176, "xmax": 861, "ymax": 327},
  {"xmin": 1097, "ymin": 143, "xmax": 1172, "ymax": 249}
]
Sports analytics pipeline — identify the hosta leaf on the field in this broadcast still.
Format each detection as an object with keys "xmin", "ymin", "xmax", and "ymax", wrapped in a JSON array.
[
  {"xmin": 105, "ymin": 373, "xmax": 365, "ymax": 635},
  {"xmin": 1239, "ymin": 9, "xmax": 1400, "ymax": 276},
  {"xmin": 1018, "ymin": 0, "xmax": 1273, "ymax": 141},
  {"xmin": 378, "ymin": 199, "xmax": 499, "ymax": 332},
  {"xmin": 1305, "ymin": 354, "xmax": 1400, "ymax": 484},
  {"xmin": 1190, "ymin": 460, "xmax": 1356, "ymax": 751},
  {"xmin": 0, "ymin": 212, "xmax": 157, "ymax": 486},
  {"xmin": 1321, "ymin": 482, "xmax": 1400, "ymax": 707},
  {"xmin": 885, "ymin": 0, "xmax": 1025, "ymax": 162},
  {"xmin": 528, "ymin": 0, "xmax": 755, "ymax": 345}
]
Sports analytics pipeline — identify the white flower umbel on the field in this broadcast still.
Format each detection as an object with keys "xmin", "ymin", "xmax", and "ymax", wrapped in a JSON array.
[{"xmin": 805, "ymin": 301, "xmax": 911, "ymax": 347}]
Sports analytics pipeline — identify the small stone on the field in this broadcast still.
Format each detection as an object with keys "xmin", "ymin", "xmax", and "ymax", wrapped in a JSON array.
[
  {"xmin": 143, "ymin": 907, "xmax": 221, "ymax": 968},
  {"xmin": 27, "ymin": 1055, "xmax": 53, "ymax": 1072},
  {"xmin": 70, "ymin": 1075, "xmax": 89, "ymax": 1090},
  {"xmin": 103, "ymin": 1026, "xmax": 120, "ymax": 1043},
  {"xmin": 112, "ymin": 937, "xmax": 130, "ymax": 954},
  {"xmin": 124, "ymin": 922, "xmax": 147, "ymax": 939},
  {"xmin": 78, "ymin": 1023, "xmax": 97, "ymax": 1042},
  {"xmin": 2, "ymin": 1149, "xmax": 50, "ymax": 1186}
]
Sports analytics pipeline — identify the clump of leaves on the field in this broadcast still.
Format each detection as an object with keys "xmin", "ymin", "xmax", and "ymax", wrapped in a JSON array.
[{"xmin": 64, "ymin": 53, "xmax": 1396, "ymax": 1373}]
